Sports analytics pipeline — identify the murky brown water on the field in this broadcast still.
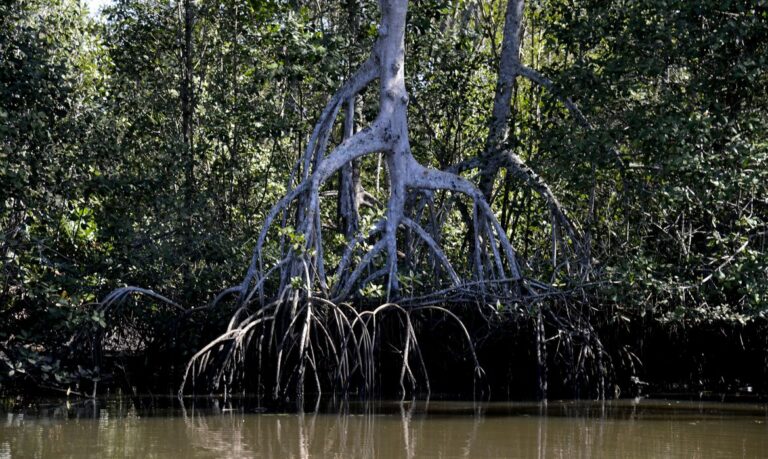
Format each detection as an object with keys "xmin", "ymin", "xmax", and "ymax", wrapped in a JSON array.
[{"xmin": 1, "ymin": 398, "xmax": 767, "ymax": 458}]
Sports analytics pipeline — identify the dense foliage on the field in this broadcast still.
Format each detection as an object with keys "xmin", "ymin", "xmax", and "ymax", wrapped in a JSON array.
[{"xmin": 1, "ymin": 0, "xmax": 766, "ymax": 396}]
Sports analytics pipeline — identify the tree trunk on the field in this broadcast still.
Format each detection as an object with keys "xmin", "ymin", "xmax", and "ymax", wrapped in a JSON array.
[
  {"xmin": 180, "ymin": 0, "xmax": 196, "ymax": 293},
  {"xmin": 338, "ymin": 97, "xmax": 361, "ymax": 239},
  {"xmin": 473, "ymin": 0, "xmax": 589, "ymax": 273},
  {"xmin": 238, "ymin": 0, "xmax": 523, "ymax": 303},
  {"xmin": 479, "ymin": 0, "xmax": 525, "ymax": 201}
]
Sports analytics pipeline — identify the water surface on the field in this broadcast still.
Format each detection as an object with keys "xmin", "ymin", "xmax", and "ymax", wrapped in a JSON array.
[{"xmin": 1, "ymin": 398, "xmax": 766, "ymax": 458}]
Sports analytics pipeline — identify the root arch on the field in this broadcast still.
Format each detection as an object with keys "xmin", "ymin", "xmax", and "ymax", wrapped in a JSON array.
[
  {"xmin": 173, "ymin": 0, "xmax": 535, "ymax": 400},
  {"xmin": 237, "ymin": 0, "xmax": 529, "ymax": 306},
  {"xmin": 93, "ymin": 0, "xmax": 606, "ymax": 402}
]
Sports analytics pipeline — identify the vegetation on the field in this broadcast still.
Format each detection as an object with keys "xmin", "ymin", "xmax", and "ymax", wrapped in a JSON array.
[{"xmin": 1, "ymin": 0, "xmax": 766, "ymax": 400}]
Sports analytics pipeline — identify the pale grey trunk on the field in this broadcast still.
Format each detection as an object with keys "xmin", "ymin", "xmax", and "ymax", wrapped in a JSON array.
[
  {"xmin": 338, "ymin": 98, "xmax": 361, "ymax": 238},
  {"xmin": 479, "ymin": 0, "xmax": 524, "ymax": 201},
  {"xmin": 239, "ymin": 0, "xmax": 523, "ymax": 303},
  {"xmin": 476, "ymin": 0, "xmax": 590, "ymax": 272}
]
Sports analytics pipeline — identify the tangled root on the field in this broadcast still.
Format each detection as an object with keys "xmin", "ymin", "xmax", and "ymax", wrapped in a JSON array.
[
  {"xmin": 177, "ymin": 289, "xmax": 483, "ymax": 401},
  {"xmin": 90, "ymin": 0, "xmax": 603, "ymax": 402}
]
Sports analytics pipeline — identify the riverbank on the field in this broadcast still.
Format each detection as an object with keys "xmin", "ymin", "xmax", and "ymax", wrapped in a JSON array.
[{"xmin": 2, "ymin": 308, "xmax": 766, "ymax": 402}]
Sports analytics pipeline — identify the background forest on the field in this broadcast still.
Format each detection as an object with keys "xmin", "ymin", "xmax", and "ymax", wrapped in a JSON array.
[{"xmin": 2, "ymin": 0, "xmax": 767, "ymax": 398}]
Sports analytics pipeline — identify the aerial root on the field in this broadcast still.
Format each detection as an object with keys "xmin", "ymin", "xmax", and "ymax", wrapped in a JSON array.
[
  {"xmin": 236, "ymin": 154, "xmax": 527, "ymax": 304},
  {"xmin": 530, "ymin": 297, "xmax": 609, "ymax": 400},
  {"xmin": 96, "ymin": 286, "xmax": 184, "ymax": 314},
  {"xmin": 85, "ymin": 0, "xmax": 606, "ymax": 403},
  {"xmin": 177, "ymin": 292, "xmax": 483, "ymax": 400},
  {"xmin": 79, "ymin": 286, "xmax": 207, "ymax": 349}
]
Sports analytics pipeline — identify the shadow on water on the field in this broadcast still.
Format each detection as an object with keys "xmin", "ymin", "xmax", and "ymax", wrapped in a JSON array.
[{"xmin": 1, "ymin": 397, "xmax": 767, "ymax": 458}]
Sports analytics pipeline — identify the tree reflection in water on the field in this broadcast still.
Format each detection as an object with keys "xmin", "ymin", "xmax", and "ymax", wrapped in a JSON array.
[{"xmin": 1, "ymin": 399, "xmax": 767, "ymax": 458}]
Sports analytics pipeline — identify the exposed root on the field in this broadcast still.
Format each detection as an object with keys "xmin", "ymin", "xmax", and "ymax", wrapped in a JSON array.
[
  {"xmin": 530, "ymin": 296, "xmax": 609, "ymax": 400},
  {"xmin": 178, "ymin": 293, "xmax": 482, "ymax": 401},
  {"xmin": 188, "ymin": 0, "xmax": 595, "ymax": 399},
  {"xmin": 97, "ymin": 286, "xmax": 185, "ymax": 314},
  {"xmin": 228, "ymin": 0, "xmax": 532, "ymax": 305},
  {"xmin": 90, "ymin": 0, "xmax": 605, "ymax": 402}
]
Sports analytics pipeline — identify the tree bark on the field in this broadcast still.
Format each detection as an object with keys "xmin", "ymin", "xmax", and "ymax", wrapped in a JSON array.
[
  {"xmin": 479, "ymin": 0, "xmax": 525, "ymax": 201},
  {"xmin": 180, "ymin": 0, "xmax": 196, "ymax": 294},
  {"xmin": 474, "ymin": 0, "xmax": 590, "ymax": 270},
  {"xmin": 338, "ymin": 97, "xmax": 362, "ymax": 239},
  {"xmin": 239, "ymin": 0, "xmax": 523, "ymax": 303}
]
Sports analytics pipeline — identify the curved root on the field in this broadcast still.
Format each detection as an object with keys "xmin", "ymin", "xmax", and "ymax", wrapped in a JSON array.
[
  {"xmin": 95, "ymin": 0, "xmax": 601, "ymax": 403},
  {"xmin": 177, "ymin": 293, "xmax": 483, "ymax": 401}
]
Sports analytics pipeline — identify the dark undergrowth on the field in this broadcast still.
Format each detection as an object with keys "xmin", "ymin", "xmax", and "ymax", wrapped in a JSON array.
[{"xmin": 2, "ymin": 299, "xmax": 766, "ymax": 404}]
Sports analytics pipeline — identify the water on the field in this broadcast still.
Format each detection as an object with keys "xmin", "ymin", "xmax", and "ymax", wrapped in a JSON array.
[{"xmin": 1, "ymin": 398, "xmax": 767, "ymax": 458}]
